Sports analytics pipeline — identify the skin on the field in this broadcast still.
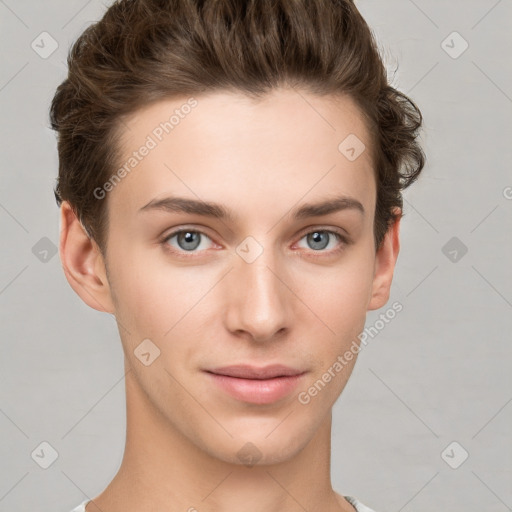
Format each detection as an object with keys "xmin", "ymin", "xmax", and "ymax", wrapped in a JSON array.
[{"xmin": 59, "ymin": 87, "xmax": 400, "ymax": 512}]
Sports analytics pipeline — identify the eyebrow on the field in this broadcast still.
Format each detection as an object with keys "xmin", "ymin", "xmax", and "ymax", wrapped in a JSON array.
[{"xmin": 138, "ymin": 194, "xmax": 365, "ymax": 221}]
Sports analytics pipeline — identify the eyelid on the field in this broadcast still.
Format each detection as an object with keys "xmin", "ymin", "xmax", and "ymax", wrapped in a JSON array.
[
  {"xmin": 161, "ymin": 225, "xmax": 215, "ymax": 241},
  {"xmin": 294, "ymin": 225, "xmax": 350, "ymax": 242}
]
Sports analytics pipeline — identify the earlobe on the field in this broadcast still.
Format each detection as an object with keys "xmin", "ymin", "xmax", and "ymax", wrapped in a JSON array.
[
  {"xmin": 367, "ymin": 208, "xmax": 401, "ymax": 311},
  {"xmin": 59, "ymin": 201, "xmax": 115, "ymax": 314}
]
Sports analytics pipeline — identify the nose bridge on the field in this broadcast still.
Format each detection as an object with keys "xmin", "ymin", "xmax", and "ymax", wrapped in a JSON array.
[{"xmin": 224, "ymin": 236, "xmax": 290, "ymax": 341}]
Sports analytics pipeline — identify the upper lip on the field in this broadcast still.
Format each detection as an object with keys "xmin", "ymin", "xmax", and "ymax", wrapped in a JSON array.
[{"xmin": 205, "ymin": 364, "xmax": 306, "ymax": 380}]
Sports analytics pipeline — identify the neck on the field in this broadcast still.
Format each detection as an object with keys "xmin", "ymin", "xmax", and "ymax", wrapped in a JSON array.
[{"xmin": 87, "ymin": 369, "xmax": 356, "ymax": 512}]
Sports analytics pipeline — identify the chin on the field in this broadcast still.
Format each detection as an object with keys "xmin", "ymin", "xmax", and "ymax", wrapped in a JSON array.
[{"xmin": 197, "ymin": 419, "xmax": 316, "ymax": 467}]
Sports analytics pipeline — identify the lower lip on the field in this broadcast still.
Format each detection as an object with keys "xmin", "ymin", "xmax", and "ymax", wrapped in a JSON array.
[{"xmin": 205, "ymin": 372, "xmax": 306, "ymax": 404}]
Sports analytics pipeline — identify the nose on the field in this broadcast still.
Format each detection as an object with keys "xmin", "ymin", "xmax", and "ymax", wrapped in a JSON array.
[{"xmin": 223, "ymin": 248, "xmax": 291, "ymax": 343}]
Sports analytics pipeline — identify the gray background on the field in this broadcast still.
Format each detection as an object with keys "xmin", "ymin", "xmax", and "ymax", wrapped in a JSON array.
[{"xmin": 0, "ymin": 1, "xmax": 511, "ymax": 511}]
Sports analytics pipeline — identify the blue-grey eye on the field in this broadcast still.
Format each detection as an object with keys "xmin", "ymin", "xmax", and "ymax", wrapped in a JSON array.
[
  {"xmin": 165, "ymin": 230, "xmax": 213, "ymax": 252},
  {"xmin": 308, "ymin": 231, "xmax": 330, "ymax": 250},
  {"xmin": 178, "ymin": 231, "xmax": 200, "ymax": 251},
  {"xmin": 297, "ymin": 230, "xmax": 342, "ymax": 252}
]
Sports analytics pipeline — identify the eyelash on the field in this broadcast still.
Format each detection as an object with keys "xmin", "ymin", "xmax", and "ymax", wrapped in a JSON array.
[{"xmin": 159, "ymin": 226, "xmax": 350, "ymax": 259}]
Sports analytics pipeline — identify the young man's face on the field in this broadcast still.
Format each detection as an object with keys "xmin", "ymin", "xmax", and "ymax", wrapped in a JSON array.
[{"xmin": 62, "ymin": 87, "xmax": 399, "ymax": 466}]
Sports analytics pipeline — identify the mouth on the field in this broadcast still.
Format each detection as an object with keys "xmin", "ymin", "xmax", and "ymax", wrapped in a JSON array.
[{"xmin": 204, "ymin": 364, "xmax": 307, "ymax": 404}]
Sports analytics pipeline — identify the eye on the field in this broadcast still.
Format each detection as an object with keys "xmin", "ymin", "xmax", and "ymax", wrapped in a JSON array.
[
  {"xmin": 162, "ymin": 229, "xmax": 215, "ymax": 255},
  {"xmin": 160, "ymin": 227, "xmax": 349, "ymax": 259},
  {"xmin": 295, "ymin": 229, "xmax": 348, "ymax": 255}
]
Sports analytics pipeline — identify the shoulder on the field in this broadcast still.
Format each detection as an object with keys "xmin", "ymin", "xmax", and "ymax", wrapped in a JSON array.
[
  {"xmin": 69, "ymin": 497, "xmax": 379, "ymax": 512},
  {"xmin": 68, "ymin": 499, "xmax": 90, "ymax": 512},
  {"xmin": 344, "ymin": 495, "xmax": 380, "ymax": 512}
]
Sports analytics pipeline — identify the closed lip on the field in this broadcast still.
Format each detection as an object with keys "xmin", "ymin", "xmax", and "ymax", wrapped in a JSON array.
[{"xmin": 204, "ymin": 364, "xmax": 306, "ymax": 380}]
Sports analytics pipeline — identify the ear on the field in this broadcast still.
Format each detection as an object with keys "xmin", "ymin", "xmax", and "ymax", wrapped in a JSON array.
[
  {"xmin": 367, "ymin": 208, "xmax": 401, "ymax": 311},
  {"xmin": 59, "ymin": 201, "xmax": 115, "ymax": 314}
]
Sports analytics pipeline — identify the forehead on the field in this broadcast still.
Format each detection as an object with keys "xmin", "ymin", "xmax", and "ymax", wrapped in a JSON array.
[
  {"xmin": 108, "ymin": 87, "xmax": 376, "ymax": 223},
  {"xmin": 118, "ymin": 87, "xmax": 373, "ymax": 155}
]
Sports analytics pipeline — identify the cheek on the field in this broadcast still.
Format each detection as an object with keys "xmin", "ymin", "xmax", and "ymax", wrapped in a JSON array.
[
  {"xmin": 295, "ymin": 247, "xmax": 375, "ymax": 381},
  {"xmin": 297, "ymin": 249, "xmax": 375, "ymax": 328},
  {"xmin": 113, "ymin": 260, "xmax": 222, "ymax": 361},
  {"xmin": 106, "ymin": 246, "xmax": 177, "ymax": 338},
  {"xmin": 296, "ymin": 264, "xmax": 372, "ymax": 410},
  {"xmin": 108, "ymin": 235, "xmax": 375, "ymax": 351}
]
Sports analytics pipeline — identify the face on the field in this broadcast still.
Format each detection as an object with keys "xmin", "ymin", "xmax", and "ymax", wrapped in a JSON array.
[{"xmin": 64, "ymin": 87, "xmax": 399, "ymax": 466}]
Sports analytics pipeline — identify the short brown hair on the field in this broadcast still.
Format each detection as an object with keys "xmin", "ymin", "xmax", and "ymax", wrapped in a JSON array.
[{"xmin": 50, "ymin": 0, "xmax": 425, "ymax": 256}]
